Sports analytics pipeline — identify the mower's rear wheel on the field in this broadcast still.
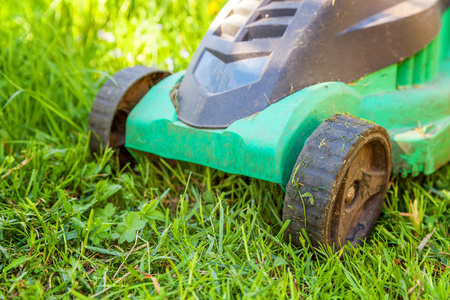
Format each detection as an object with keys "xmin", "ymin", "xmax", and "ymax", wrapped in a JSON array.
[
  {"xmin": 283, "ymin": 114, "xmax": 392, "ymax": 250},
  {"xmin": 88, "ymin": 66, "xmax": 170, "ymax": 159}
]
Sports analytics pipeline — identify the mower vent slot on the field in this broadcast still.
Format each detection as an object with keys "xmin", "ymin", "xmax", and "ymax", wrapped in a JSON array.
[
  {"xmin": 234, "ymin": 0, "xmax": 262, "ymax": 17},
  {"xmin": 243, "ymin": 16, "xmax": 291, "ymax": 41},
  {"xmin": 214, "ymin": 0, "xmax": 263, "ymax": 41},
  {"xmin": 214, "ymin": 0, "xmax": 302, "ymax": 42},
  {"xmin": 241, "ymin": 0, "xmax": 301, "ymax": 41},
  {"xmin": 214, "ymin": 13, "xmax": 248, "ymax": 41},
  {"xmin": 257, "ymin": 1, "xmax": 299, "ymax": 18}
]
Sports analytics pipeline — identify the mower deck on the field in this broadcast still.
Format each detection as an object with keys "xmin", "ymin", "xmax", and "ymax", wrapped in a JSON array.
[
  {"xmin": 126, "ymin": 72, "xmax": 360, "ymax": 187},
  {"xmin": 126, "ymin": 53, "xmax": 450, "ymax": 186}
]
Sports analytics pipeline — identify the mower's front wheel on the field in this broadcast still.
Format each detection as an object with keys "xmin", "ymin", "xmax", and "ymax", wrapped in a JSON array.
[
  {"xmin": 283, "ymin": 114, "xmax": 392, "ymax": 250},
  {"xmin": 88, "ymin": 66, "xmax": 170, "ymax": 159}
]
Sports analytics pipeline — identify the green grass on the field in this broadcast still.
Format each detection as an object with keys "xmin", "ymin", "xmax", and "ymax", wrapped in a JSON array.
[{"xmin": 1, "ymin": 1, "xmax": 449, "ymax": 299}]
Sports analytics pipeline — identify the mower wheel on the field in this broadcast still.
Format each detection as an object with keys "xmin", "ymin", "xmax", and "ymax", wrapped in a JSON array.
[
  {"xmin": 88, "ymin": 66, "xmax": 170, "ymax": 154},
  {"xmin": 283, "ymin": 114, "xmax": 392, "ymax": 250}
]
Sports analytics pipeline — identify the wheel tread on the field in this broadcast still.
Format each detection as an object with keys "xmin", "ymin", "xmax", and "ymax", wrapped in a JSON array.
[
  {"xmin": 283, "ymin": 114, "xmax": 392, "ymax": 249},
  {"xmin": 88, "ymin": 66, "xmax": 170, "ymax": 152}
]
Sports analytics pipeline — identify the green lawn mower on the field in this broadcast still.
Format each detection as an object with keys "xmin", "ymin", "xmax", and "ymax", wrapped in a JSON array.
[{"xmin": 89, "ymin": 0, "xmax": 450, "ymax": 250}]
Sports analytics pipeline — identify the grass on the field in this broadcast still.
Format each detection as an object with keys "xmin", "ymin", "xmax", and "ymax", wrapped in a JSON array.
[{"xmin": 0, "ymin": 0, "xmax": 449, "ymax": 299}]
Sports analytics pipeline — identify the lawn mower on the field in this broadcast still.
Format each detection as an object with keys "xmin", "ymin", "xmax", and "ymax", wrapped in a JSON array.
[{"xmin": 89, "ymin": 0, "xmax": 450, "ymax": 250}]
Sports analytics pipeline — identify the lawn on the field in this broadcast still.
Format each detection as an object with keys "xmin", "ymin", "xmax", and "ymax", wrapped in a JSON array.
[{"xmin": 0, "ymin": 0, "xmax": 449, "ymax": 299}]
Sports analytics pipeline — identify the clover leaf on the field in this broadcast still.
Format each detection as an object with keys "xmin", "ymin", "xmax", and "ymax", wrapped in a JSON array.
[{"xmin": 116, "ymin": 212, "xmax": 147, "ymax": 244}]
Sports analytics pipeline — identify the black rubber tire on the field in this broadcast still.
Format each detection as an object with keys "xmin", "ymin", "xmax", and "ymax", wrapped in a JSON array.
[
  {"xmin": 283, "ymin": 114, "xmax": 392, "ymax": 250},
  {"xmin": 88, "ymin": 66, "xmax": 170, "ymax": 153}
]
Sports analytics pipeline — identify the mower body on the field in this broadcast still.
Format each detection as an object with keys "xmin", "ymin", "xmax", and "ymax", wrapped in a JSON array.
[{"xmin": 125, "ymin": 1, "xmax": 450, "ymax": 187}]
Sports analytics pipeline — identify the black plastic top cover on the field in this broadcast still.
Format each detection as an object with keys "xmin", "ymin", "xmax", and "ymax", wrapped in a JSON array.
[{"xmin": 176, "ymin": 0, "xmax": 448, "ymax": 128}]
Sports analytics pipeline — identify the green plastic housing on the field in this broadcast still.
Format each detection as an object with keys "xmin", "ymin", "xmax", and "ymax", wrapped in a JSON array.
[{"xmin": 126, "ymin": 10, "xmax": 450, "ymax": 187}]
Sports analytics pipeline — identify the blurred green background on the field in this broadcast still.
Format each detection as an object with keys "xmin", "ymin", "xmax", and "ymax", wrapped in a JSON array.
[{"xmin": 0, "ymin": 0, "xmax": 221, "ymax": 144}]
